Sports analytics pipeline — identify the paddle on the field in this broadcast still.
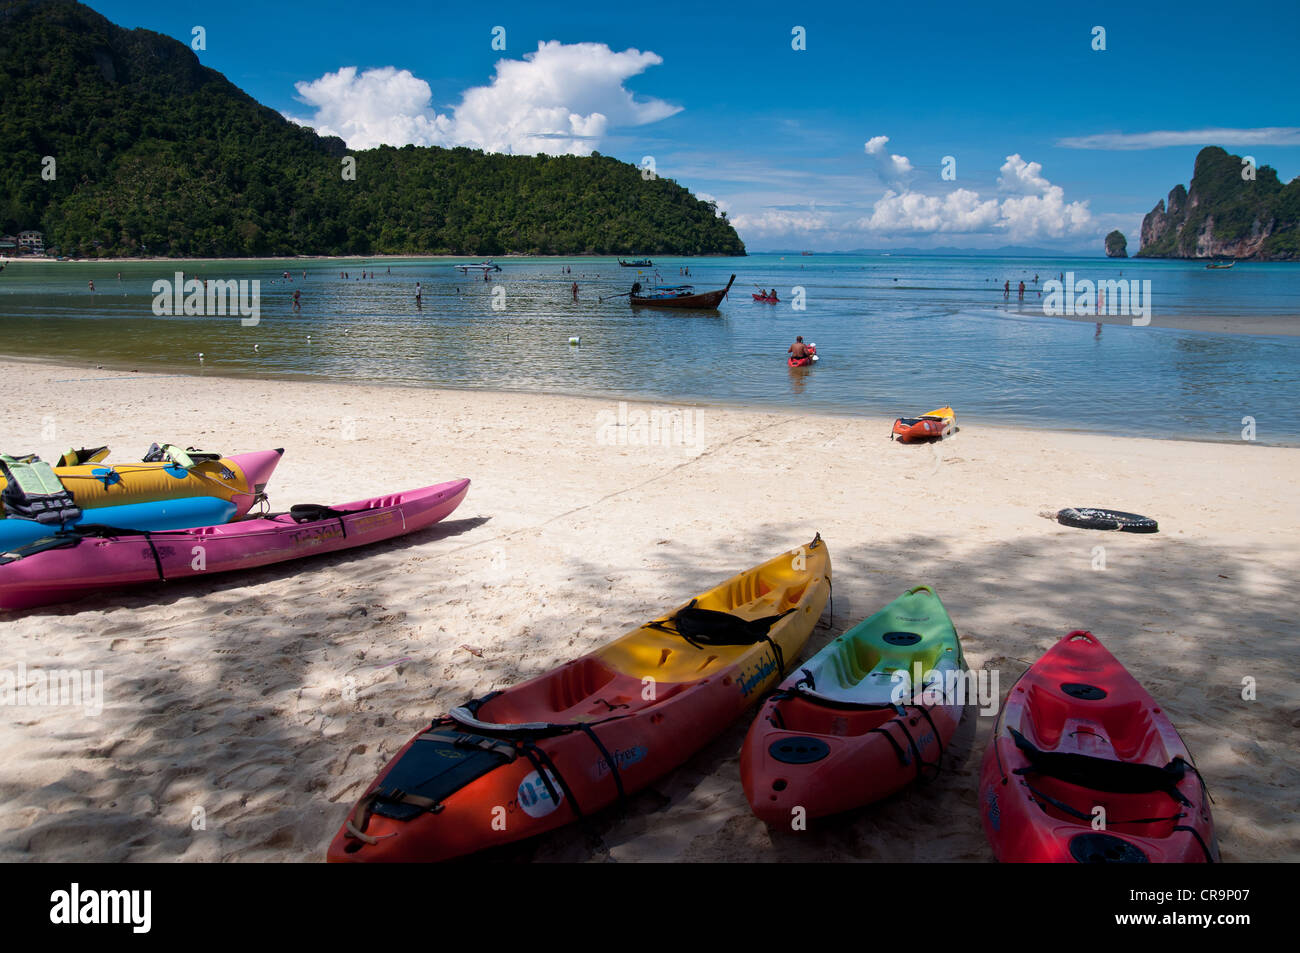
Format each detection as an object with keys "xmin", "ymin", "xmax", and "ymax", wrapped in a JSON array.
[{"xmin": 599, "ymin": 291, "xmax": 632, "ymax": 302}]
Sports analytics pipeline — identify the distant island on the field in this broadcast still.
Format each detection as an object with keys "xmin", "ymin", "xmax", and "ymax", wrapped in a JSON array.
[
  {"xmin": 1104, "ymin": 230, "xmax": 1127, "ymax": 258},
  {"xmin": 1139, "ymin": 146, "xmax": 1298, "ymax": 260},
  {"xmin": 0, "ymin": 0, "xmax": 745, "ymax": 259}
]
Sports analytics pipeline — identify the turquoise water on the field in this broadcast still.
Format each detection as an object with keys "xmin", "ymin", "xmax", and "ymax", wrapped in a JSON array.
[{"xmin": 1, "ymin": 253, "xmax": 1298, "ymax": 443}]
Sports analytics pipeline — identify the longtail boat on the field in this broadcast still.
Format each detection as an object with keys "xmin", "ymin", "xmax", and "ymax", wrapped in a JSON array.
[
  {"xmin": 1205, "ymin": 260, "xmax": 1235, "ymax": 269},
  {"xmin": 629, "ymin": 275, "xmax": 735, "ymax": 310},
  {"xmin": 618, "ymin": 258, "xmax": 653, "ymax": 267}
]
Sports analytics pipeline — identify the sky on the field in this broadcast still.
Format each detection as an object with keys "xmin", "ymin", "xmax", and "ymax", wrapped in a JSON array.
[{"xmin": 89, "ymin": 0, "xmax": 1300, "ymax": 252}]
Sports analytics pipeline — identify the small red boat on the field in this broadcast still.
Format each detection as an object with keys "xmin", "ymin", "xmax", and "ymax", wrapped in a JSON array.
[
  {"xmin": 753, "ymin": 293, "xmax": 779, "ymax": 303},
  {"xmin": 788, "ymin": 344, "xmax": 817, "ymax": 367},
  {"xmin": 979, "ymin": 630, "xmax": 1219, "ymax": 863},
  {"xmin": 891, "ymin": 406, "xmax": 954, "ymax": 442}
]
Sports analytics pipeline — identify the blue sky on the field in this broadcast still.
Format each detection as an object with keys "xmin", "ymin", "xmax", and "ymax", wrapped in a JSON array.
[{"xmin": 91, "ymin": 0, "xmax": 1300, "ymax": 252}]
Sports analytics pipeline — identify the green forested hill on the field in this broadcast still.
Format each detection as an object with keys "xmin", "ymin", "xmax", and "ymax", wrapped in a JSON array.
[
  {"xmin": 0, "ymin": 0, "xmax": 745, "ymax": 257},
  {"xmin": 1139, "ymin": 146, "xmax": 1299, "ymax": 260}
]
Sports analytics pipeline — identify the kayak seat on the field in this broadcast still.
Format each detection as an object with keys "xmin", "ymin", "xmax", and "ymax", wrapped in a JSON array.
[
  {"xmin": 57, "ymin": 446, "xmax": 110, "ymax": 467},
  {"xmin": 476, "ymin": 659, "xmax": 687, "ymax": 725},
  {"xmin": 1023, "ymin": 685, "xmax": 1159, "ymax": 761},
  {"xmin": 823, "ymin": 629, "xmax": 954, "ymax": 692},
  {"xmin": 1009, "ymin": 727, "xmax": 1194, "ymax": 834}
]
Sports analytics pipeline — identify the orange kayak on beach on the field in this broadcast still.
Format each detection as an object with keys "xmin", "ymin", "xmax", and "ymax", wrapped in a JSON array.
[
  {"xmin": 891, "ymin": 406, "xmax": 955, "ymax": 442},
  {"xmin": 328, "ymin": 536, "xmax": 831, "ymax": 862}
]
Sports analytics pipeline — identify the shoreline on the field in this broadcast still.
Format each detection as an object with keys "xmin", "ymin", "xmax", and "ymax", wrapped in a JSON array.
[
  {"xmin": 0, "ymin": 355, "xmax": 1295, "ymax": 862},
  {"xmin": 0, "ymin": 252, "xmax": 748, "ymax": 265},
  {"xmin": 2, "ymin": 354, "xmax": 1292, "ymax": 448}
]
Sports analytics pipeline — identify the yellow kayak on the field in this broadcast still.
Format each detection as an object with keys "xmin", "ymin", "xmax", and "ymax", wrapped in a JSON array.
[
  {"xmin": 330, "ymin": 534, "xmax": 832, "ymax": 862},
  {"xmin": 891, "ymin": 405, "xmax": 956, "ymax": 442},
  {"xmin": 0, "ymin": 447, "xmax": 284, "ymax": 517}
]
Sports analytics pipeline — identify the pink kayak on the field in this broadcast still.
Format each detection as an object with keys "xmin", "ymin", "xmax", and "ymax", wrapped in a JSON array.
[{"xmin": 0, "ymin": 479, "xmax": 470, "ymax": 610}]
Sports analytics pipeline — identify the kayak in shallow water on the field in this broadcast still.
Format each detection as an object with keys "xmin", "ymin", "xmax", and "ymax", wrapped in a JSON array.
[
  {"xmin": 788, "ymin": 344, "xmax": 818, "ymax": 367},
  {"xmin": 328, "ymin": 535, "xmax": 831, "ymax": 862}
]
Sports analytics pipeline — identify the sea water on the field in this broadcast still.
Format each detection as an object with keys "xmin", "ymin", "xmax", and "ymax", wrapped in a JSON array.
[{"xmin": 1, "ymin": 254, "xmax": 1297, "ymax": 444}]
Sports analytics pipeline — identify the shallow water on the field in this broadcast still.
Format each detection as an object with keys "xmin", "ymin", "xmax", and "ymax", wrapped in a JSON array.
[{"xmin": 1, "ymin": 254, "xmax": 1297, "ymax": 443}]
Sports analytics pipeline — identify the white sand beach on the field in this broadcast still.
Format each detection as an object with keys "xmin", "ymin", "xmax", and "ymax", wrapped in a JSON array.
[{"xmin": 0, "ymin": 357, "xmax": 1296, "ymax": 862}]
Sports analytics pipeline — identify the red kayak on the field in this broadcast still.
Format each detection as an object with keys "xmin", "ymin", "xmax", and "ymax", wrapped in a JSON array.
[
  {"xmin": 741, "ymin": 586, "xmax": 965, "ymax": 824},
  {"xmin": 891, "ymin": 406, "xmax": 954, "ymax": 442},
  {"xmin": 753, "ymin": 293, "xmax": 779, "ymax": 303},
  {"xmin": 979, "ymin": 630, "xmax": 1218, "ymax": 863},
  {"xmin": 788, "ymin": 344, "xmax": 817, "ymax": 367},
  {"xmin": 328, "ymin": 537, "xmax": 832, "ymax": 862}
]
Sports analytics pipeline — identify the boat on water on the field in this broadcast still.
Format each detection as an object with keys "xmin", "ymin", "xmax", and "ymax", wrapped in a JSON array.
[
  {"xmin": 618, "ymin": 258, "xmax": 653, "ymax": 267},
  {"xmin": 629, "ymin": 275, "xmax": 735, "ymax": 310},
  {"xmin": 787, "ymin": 343, "xmax": 817, "ymax": 367},
  {"xmin": 753, "ymin": 293, "xmax": 779, "ymax": 303},
  {"xmin": 1205, "ymin": 260, "xmax": 1235, "ymax": 269},
  {"xmin": 453, "ymin": 261, "xmax": 501, "ymax": 273}
]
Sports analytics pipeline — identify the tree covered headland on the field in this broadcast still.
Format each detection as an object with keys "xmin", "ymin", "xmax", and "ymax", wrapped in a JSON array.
[
  {"xmin": 1139, "ymin": 147, "xmax": 1299, "ymax": 260},
  {"xmin": 0, "ymin": 0, "xmax": 746, "ymax": 258}
]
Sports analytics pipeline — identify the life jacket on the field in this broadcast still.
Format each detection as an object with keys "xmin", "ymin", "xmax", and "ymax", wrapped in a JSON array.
[{"xmin": 0, "ymin": 454, "xmax": 82, "ymax": 525}]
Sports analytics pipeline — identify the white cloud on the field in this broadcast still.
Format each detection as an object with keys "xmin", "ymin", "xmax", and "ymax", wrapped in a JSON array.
[
  {"xmin": 855, "ymin": 154, "xmax": 1090, "ymax": 239},
  {"xmin": 860, "ymin": 188, "xmax": 1000, "ymax": 233},
  {"xmin": 1057, "ymin": 127, "xmax": 1300, "ymax": 150},
  {"xmin": 287, "ymin": 42, "xmax": 681, "ymax": 155},
  {"xmin": 729, "ymin": 208, "xmax": 832, "ymax": 236},
  {"xmin": 997, "ymin": 154, "xmax": 1051, "ymax": 194},
  {"xmin": 864, "ymin": 135, "xmax": 913, "ymax": 183},
  {"xmin": 289, "ymin": 67, "xmax": 450, "ymax": 149},
  {"xmin": 998, "ymin": 188, "xmax": 1091, "ymax": 239}
]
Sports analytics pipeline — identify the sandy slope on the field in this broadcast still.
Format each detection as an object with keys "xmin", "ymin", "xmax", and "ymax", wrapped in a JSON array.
[{"xmin": 0, "ymin": 357, "xmax": 1296, "ymax": 862}]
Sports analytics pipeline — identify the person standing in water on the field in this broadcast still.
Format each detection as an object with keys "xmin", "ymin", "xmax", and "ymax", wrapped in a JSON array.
[
  {"xmin": 571, "ymin": 281, "xmax": 579, "ymax": 301},
  {"xmin": 292, "ymin": 289, "xmax": 301, "ymax": 312},
  {"xmin": 1003, "ymin": 280, "xmax": 1010, "ymax": 298},
  {"xmin": 1018, "ymin": 280, "xmax": 1025, "ymax": 301}
]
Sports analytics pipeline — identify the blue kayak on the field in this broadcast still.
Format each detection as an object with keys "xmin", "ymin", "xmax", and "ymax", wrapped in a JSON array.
[{"xmin": 0, "ymin": 496, "xmax": 237, "ymax": 550}]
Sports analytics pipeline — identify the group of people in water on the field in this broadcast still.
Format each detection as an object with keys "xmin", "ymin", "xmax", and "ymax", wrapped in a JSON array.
[{"xmin": 1001, "ymin": 272, "xmax": 1071, "ymax": 301}]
